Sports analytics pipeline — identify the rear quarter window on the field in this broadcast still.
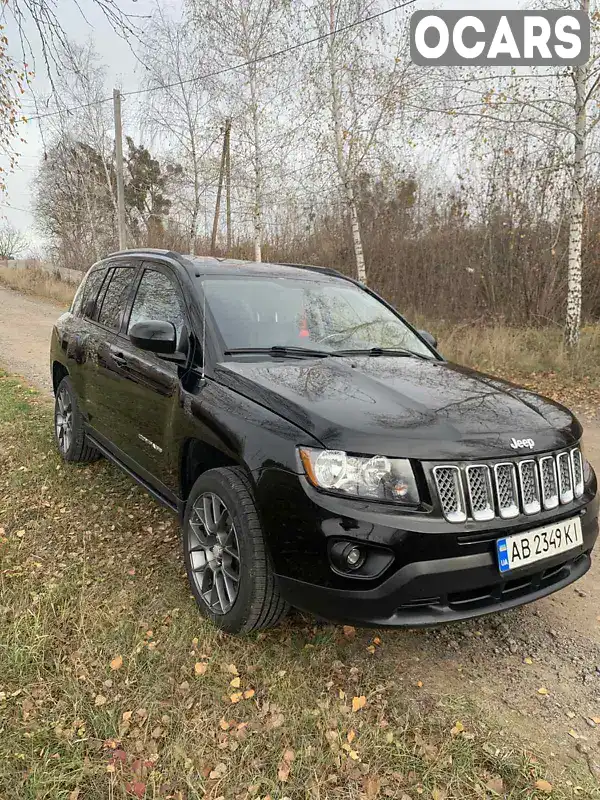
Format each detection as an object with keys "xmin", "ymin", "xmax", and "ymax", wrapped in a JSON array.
[{"xmin": 71, "ymin": 268, "xmax": 107, "ymax": 318}]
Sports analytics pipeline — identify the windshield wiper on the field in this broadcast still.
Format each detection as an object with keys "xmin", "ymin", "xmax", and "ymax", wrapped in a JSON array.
[
  {"xmin": 332, "ymin": 347, "xmax": 431, "ymax": 361},
  {"xmin": 224, "ymin": 346, "xmax": 332, "ymax": 359}
]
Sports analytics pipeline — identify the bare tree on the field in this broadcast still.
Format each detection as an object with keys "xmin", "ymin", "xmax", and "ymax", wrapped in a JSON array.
[
  {"xmin": 189, "ymin": 0, "xmax": 292, "ymax": 262},
  {"xmin": 0, "ymin": 221, "xmax": 28, "ymax": 258},
  {"xmin": 298, "ymin": 0, "xmax": 416, "ymax": 284},
  {"xmin": 140, "ymin": 7, "xmax": 217, "ymax": 255}
]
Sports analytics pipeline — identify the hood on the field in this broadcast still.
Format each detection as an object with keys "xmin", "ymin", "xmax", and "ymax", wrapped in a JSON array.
[{"xmin": 214, "ymin": 356, "xmax": 581, "ymax": 460}]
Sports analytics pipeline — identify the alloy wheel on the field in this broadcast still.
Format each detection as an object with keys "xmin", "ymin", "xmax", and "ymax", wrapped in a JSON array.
[
  {"xmin": 188, "ymin": 492, "xmax": 241, "ymax": 615},
  {"xmin": 55, "ymin": 386, "xmax": 73, "ymax": 455}
]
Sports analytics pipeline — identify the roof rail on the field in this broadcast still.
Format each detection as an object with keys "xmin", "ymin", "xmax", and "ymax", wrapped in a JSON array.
[
  {"xmin": 276, "ymin": 261, "xmax": 346, "ymax": 279},
  {"xmin": 105, "ymin": 248, "xmax": 182, "ymax": 260}
]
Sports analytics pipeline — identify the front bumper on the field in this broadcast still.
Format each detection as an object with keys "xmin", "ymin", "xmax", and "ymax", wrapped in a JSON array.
[{"xmin": 256, "ymin": 469, "xmax": 599, "ymax": 627}]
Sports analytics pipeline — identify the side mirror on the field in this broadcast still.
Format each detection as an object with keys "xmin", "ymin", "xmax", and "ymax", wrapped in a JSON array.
[
  {"xmin": 82, "ymin": 297, "xmax": 96, "ymax": 318},
  {"xmin": 418, "ymin": 329, "xmax": 438, "ymax": 349},
  {"xmin": 129, "ymin": 320, "xmax": 178, "ymax": 354}
]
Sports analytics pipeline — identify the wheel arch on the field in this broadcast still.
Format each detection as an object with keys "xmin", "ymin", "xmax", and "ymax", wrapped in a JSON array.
[
  {"xmin": 180, "ymin": 438, "xmax": 245, "ymax": 502},
  {"xmin": 52, "ymin": 361, "xmax": 69, "ymax": 395}
]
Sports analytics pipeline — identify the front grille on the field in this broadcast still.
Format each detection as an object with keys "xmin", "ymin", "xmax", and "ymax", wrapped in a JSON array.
[{"xmin": 434, "ymin": 447, "xmax": 584, "ymax": 523}]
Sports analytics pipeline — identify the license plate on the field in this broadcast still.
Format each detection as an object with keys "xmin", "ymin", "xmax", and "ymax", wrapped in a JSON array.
[{"xmin": 497, "ymin": 516, "xmax": 582, "ymax": 573}]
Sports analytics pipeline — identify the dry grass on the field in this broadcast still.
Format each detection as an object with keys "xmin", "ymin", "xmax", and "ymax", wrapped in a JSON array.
[
  {"xmin": 0, "ymin": 266, "xmax": 76, "ymax": 307},
  {"xmin": 0, "ymin": 373, "xmax": 598, "ymax": 800}
]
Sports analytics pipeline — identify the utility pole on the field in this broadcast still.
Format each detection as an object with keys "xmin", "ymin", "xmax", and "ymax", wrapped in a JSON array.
[
  {"xmin": 225, "ymin": 119, "xmax": 232, "ymax": 253},
  {"xmin": 211, "ymin": 120, "xmax": 230, "ymax": 256},
  {"xmin": 113, "ymin": 88, "xmax": 127, "ymax": 250}
]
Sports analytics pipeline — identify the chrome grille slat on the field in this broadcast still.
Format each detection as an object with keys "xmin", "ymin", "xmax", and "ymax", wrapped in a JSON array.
[
  {"xmin": 434, "ymin": 447, "xmax": 583, "ymax": 523},
  {"xmin": 465, "ymin": 465, "xmax": 494, "ymax": 521},
  {"xmin": 494, "ymin": 463, "xmax": 519, "ymax": 519},
  {"xmin": 433, "ymin": 466, "xmax": 466, "ymax": 523},
  {"xmin": 518, "ymin": 459, "xmax": 541, "ymax": 515},
  {"xmin": 556, "ymin": 452, "xmax": 574, "ymax": 504},
  {"xmin": 571, "ymin": 448, "xmax": 584, "ymax": 498},
  {"xmin": 539, "ymin": 455, "xmax": 559, "ymax": 510}
]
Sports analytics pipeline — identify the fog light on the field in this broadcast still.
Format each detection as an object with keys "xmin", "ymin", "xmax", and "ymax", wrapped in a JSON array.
[{"xmin": 346, "ymin": 546, "xmax": 363, "ymax": 568}]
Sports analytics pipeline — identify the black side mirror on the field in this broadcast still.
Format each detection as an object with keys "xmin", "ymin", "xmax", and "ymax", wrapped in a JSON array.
[
  {"xmin": 418, "ymin": 329, "xmax": 438, "ymax": 349},
  {"xmin": 82, "ymin": 297, "xmax": 96, "ymax": 318},
  {"xmin": 130, "ymin": 320, "xmax": 178, "ymax": 355}
]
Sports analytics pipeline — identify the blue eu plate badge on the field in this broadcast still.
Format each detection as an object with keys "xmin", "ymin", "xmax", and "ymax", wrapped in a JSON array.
[{"xmin": 497, "ymin": 538, "xmax": 510, "ymax": 573}]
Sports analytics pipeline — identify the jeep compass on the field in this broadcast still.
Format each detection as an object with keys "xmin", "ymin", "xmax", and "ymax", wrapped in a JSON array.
[{"xmin": 50, "ymin": 250, "xmax": 599, "ymax": 634}]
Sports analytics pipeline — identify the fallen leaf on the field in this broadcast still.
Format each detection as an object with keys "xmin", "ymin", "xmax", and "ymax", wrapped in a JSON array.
[
  {"xmin": 230, "ymin": 692, "xmax": 242, "ymax": 704},
  {"xmin": 373, "ymin": 637, "xmax": 381, "ymax": 645},
  {"xmin": 432, "ymin": 789, "xmax": 446, "ymax": 800},
  {"xmin": 534, "ymin": 778, "xmax": 553, "ymax": 794},
  {"xmin": 277, "ymin": 749, "xmax": 295, "ymax": 782},
  {"xmin": 352, "ymin": 695, "xmax": 367, "ymax": 712},
  {"xmin": 450, "ymin": 721, "xmax": 464, "ymax": 736},
  {"xmin": 343, "ymin": 625, "xmax": 356, "ymax": 638},
  {"xmin": 194, "ymin": 662, "xmax": 207, "ymax": 676},
  {"xmin": 16, "ymin": 529, "xmax": 25, "ymax": 538},
  {"xmin": 125, "ymin": 781, "xmax": 146, "ymax": 798},
  {"xmin": 69, "ymin": 790, "xmax": 80, "ymax": 800},
  {"xmin": 568, "ymin": 728, "xmax": 579, "ymax": 739},
  {"xmin": 348, "ymin": 748, "xmax": 360, "ymax": 761},
  {"xmin": 592, "ymin": 717, "xmax": 600, "ymax": 725},
  {"xmin": 243, "ymin": 689, "xmax": 255, "ymax": 700},
  {"xmin": 219, "ymin": 719, "xmax": 230, "ymax": 731},
  {"xmin": 110, "ymin": 655, "xmax": 123, "ymax": 671},
  {"xmin": 486, "ymin": 777, "xmax": 504, "ymax": 794},
  {"xmin": 416, "ymin": 680, "xmax": 423, "ymax": 688},
  {"xmin": 122, "ymin": 711, "xmax": 133, "ymax": 722},
  {"xmin": 367, "ymin": 645, "xmax": 376, "ymax": 654},
  {"xmin": 524, "ymin": 657, "xmax": 533, "ymax": 665},
  {"xmin": 230, "ymin": 676, "xmax": 241, "ymax": 688},
  {"xmin": 94, "ymin": 695, "xmax": 107, "ymax": 707},
  {"xmin": 538, "ymin": 687, "xmax": 549, "ymax": 695},
  {"xmin": 347, "ymin": 728, "xmax": 356, "ymax": 744},
  {"xmin": 364, "ymin": 776, "xmax": 380, "ymax": 798},
  {"xmin": 227, "ymin": 664, "xmax": 239, "ymax": 675}
]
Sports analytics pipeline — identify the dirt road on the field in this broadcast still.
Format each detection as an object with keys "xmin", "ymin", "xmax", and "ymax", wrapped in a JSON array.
[
  {"xmin": 0, "ymin": 282, "xmax": 599, "ymax": 779},
  {"xmin": 0, "ymin": 285, "xmax": 60, "ymax": 393}
]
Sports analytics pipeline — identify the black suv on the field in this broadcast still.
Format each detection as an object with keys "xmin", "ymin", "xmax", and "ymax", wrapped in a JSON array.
[{"xmin": 50, "ymin": 249, "xmax": 599, "ymax": 634}]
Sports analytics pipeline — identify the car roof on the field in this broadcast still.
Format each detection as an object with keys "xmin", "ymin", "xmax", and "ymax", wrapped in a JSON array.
[{"xmin": 104, "ymin": 249, "xmax": 353, "ymax": 283}]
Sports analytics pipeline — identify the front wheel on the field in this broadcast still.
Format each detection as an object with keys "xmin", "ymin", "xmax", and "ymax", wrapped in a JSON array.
[
  {"xmin": 54, "ymin": 376, "xmax": 100, "ymax": 463},
  {"xmin": 183, "ymin": 466, "xmax": 289, "ymax": 634}
]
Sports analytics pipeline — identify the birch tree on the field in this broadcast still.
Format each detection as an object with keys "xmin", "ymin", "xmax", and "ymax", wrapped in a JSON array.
[
  {"xmin": 140, "ymin": 8, "xmax": 216, "ymax": 254},
  {"xmin": 188, "ymin": 0, "xmax": 292, "ymax": 262},
  {"xmin": 298, "ymin": 0, "xmax": 416, "ymax": 284}
]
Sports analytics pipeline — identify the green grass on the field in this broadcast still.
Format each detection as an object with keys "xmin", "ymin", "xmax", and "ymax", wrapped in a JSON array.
[{"xmin": 0, "ymin": 372, "xmax": 598, "ymax": 799}]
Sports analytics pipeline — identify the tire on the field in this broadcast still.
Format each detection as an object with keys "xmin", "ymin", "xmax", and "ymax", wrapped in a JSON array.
[
  {"xmin": 183, "ymin": 466, "xmax": 289, "ymax": 634},
  {"xmin": 54, "ymin": 376, "xmax": 101, "ymax": 463}
]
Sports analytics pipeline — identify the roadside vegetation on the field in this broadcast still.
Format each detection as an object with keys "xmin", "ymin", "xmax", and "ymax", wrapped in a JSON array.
[
  {"xmin": 1, "ymin": 371, "xmax": 597, "ymax": 799},
  {"xmin": 0, "ymin": 266, "xmax": 75, "ymax": 308}
]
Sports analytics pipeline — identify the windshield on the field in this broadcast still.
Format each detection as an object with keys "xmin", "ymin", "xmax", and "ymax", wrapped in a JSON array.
[{"xmin": 201, "ymin": 275, "xmax": 433, "ymax": 357}]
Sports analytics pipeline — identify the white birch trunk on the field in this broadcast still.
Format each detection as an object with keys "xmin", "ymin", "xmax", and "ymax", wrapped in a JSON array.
[
  {"xmin": 249, "ymin": 66, "xmax": 263, "ymax": 263},
  {"xmin": 565, "ymin": 0, "xmax": 589, "ymax": 348},
  {"xmin": 328, "ymin": 0, "xmax": 367, "ymax": 283}
]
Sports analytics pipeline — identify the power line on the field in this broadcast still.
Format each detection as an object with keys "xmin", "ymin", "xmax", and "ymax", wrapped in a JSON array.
[{"xmin": 25, "ymin": 0, "xmax": 419, "ymax": 123}]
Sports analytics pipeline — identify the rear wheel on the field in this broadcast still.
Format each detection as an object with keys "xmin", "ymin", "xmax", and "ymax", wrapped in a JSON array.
[
  {"xmin": 54, "ymin": 376, "xmax": 100, "ymax": 463},
  {"xmin": 183, "ymin": 466, "xmax": 288, "ymax": 634}
]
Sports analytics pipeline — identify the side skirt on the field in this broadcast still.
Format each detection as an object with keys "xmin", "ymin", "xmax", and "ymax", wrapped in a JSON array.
[{"xmin": 86, "ymin": 433, "xmax": 184, "ymax": 518}]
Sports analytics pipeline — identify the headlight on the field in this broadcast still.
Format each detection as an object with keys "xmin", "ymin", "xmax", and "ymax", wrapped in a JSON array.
[{"xmin": 299, "ymin": 447, "xmax": 420, "ymax": 504}]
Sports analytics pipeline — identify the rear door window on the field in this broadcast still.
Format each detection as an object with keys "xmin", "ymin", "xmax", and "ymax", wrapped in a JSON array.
[{"xmin": 97, "ymin": 267, "xmax": 137, "ymax": 331}]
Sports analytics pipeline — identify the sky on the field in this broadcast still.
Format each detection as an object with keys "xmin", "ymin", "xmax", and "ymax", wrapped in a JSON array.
[{"xmin": 1, "ymin": 0, "xmax": 525, "ymax": 252}]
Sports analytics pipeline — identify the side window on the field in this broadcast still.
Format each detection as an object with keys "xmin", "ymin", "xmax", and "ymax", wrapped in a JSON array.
[
  {"xmin": 73, "ymin": 268, "xmax": 106, "ymax": 318},
  {"xmin": 128, "ymin": 269, "xmax": 185, "ymax": 339},
  {"xmin": 97, "ymin": 267, "xmax": 136, "ymax": 330}
]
